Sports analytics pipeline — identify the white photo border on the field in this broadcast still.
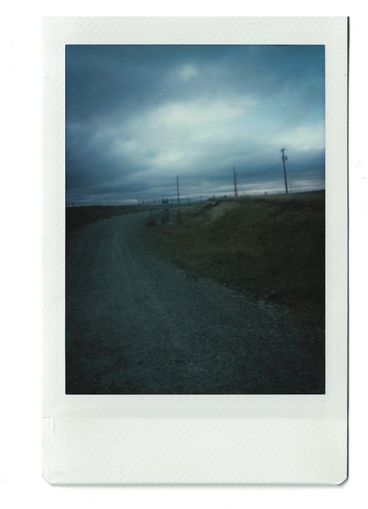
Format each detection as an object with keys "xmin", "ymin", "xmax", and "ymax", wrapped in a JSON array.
[{"xmin": 43, "ymin": 17, "xmax": 348, "ymax": 484}]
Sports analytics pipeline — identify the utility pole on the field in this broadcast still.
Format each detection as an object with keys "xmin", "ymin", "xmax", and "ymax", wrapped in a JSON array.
[
  {"xmin": 280, "ymin": 148, "xmax": 289, "ymax": 195},
  {"xmin": 233, "ymin": 166, "xmax": 238, "ymax": 198},
  {"xmin": 176, "ymin": 175, "xmax": 180, "ymax": 205}
]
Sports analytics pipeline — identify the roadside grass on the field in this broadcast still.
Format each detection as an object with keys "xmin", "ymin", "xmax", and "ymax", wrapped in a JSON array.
[
  {"xmin": 66, "ymin": 205, "xmax": 148, "ymax": 235},
  {"xmin": 149, "ymin": 192, "xmax": 325, "ymax": 325}
]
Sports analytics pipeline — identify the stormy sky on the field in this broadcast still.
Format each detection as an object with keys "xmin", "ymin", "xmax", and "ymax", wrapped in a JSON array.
[{"xmin": 66, "ymin": 45, "xmax": 325, "ymax": 206}]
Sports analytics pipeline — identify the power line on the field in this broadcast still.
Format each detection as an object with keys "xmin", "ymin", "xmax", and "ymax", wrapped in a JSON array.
[
  {"xmin": 236, "ymin": 162, "xmax": 280, "ymax": 177},
  {"xmin": 233, "ymin": 151, "xmax": 291, "ymax": 196}
]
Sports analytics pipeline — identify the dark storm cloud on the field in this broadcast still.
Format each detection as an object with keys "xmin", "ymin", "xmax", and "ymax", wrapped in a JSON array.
[{"xmin": 66, "ymin": 45, "xmax": 325, "ymax": 205}]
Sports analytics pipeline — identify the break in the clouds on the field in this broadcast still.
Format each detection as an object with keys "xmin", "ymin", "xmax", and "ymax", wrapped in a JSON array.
[{"xmin": 66, "ymin": 45, "xmax": 325, "ymax": 205}]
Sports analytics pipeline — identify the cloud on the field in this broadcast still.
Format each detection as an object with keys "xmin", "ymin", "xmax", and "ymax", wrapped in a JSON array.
[
  {"xmin": 109, "ymin": 95, "xmax": 257, "ymax": 173},
  {"xmin": 271, "ymin": 123, "xmax": 325, "ymax": 152},
  {"xmin": 66, "ymin": 45, "xmax": 325, "ymax": 205},
  {"xmin": 177, "ymin": 64, "xmax": 199, "ymax": 80}
]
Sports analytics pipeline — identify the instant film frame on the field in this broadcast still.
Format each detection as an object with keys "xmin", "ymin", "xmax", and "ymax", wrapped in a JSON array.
[{"xmin": 43, "ymin": 17, "xmax": 348, "ymax": 484}]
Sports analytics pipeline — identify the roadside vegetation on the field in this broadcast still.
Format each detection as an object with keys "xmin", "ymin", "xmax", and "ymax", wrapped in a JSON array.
[
  {"xmin": 148, "ymin": 192, "xmax": 325, "ymax": 326},
  {"xmin": 66, "ymin": 205, "xmax": 148, "ymax": 235}
]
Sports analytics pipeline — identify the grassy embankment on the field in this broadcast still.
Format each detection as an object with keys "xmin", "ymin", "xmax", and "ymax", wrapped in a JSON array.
[{"xmin": 149, "ymin": 192, "xmax": 325, "ymax": 325}]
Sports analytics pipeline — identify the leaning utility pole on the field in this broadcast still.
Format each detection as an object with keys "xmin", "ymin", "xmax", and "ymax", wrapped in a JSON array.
[
  {"xmin": 280, "ymin": 148, "xmax": 289, "ymax": 195},
  {"xmin": 176, "ymin": 175, "xmax": 180, "ymax": 204},
  {"xmin": 233, "ymin": 166, "xmax": 238, "ymax": 198}
]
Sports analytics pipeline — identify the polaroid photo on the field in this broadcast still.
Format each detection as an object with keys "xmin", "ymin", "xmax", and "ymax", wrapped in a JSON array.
[{"xmin": 42, "ymin": 17, "xmax": 348, "ymax": 484}]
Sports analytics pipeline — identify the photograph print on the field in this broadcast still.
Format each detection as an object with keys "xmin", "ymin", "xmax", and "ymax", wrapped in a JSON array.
[{"xmin": 66, "ymin": 44, "xmax": 325, "ymax": 395}]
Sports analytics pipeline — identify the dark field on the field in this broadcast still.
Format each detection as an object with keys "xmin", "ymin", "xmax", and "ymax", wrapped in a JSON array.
[
  {"xmin": 148, "ymin": 192, "xmax": 325, "ymax": 327},
  {"xmin": 66, "ymin": 204, "xmax": 151, "ymax": 235}
]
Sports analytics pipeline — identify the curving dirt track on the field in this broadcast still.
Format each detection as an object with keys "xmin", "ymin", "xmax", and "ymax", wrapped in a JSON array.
[{"xmin": 66, "ymin": 212, "xmax": 324, "ymax": 394}]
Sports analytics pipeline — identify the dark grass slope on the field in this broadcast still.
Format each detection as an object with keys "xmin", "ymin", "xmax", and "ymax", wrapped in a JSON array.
[{"xmin": 149, "ymin": 191, "xmax": 325, "ymax": 326}]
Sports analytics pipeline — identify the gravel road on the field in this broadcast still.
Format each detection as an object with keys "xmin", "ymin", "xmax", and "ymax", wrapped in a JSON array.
[{"xmin": 66, "ymin": 212, "xmax": 324, "ymax": 394}]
